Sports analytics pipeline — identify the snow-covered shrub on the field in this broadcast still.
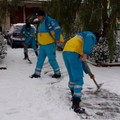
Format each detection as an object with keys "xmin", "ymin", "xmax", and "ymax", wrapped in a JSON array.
[
  {"xmin": 114, "ymin": 31, "xmax": 120, "ymax": 62},
  {"xmin": 89, "ymin": 35, "xmax": 120, "ymax": 63},
  {"xmin": 89, "ymin": 37, "xmax": 109, "ymax": 63},
  {"xmin": 0, "ymin": 32, "xmax": 7, "ymax": 59}
]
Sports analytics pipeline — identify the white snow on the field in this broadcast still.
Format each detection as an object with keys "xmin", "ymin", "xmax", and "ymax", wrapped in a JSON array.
[{"xmin": 0, "ymin": 45, "xmax": 120, "ymax": 120}]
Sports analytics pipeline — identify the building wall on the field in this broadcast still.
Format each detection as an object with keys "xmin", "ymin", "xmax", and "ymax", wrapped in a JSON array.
[
  {"xmin": 2, "ymin": 16, "xmax": 10, "ymax": 33},
  {"xmin": 10, "ymin": 3, "xmax": 40, "ymax": 24},
  {"xmin": 3, "ymin": 2, "xmax": 41, "ymax": 32},
  {"xmin": 10, "ymin": 7, "xmax": 23, "ymax": 24}
]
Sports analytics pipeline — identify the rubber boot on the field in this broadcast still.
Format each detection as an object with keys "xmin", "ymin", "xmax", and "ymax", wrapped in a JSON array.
[
  {"xmin": 70, "ymin": 89, "xmax": 74, "ymax": 101},
  {"xmin": 30, "ymin": 73, "xmax": 40, "ymax": 78},
  {"xmin": 52, "ymin": 74, "xmax": 61, "ymax": 78},
  {"xmin": 70, "ymin": 89, "xmax": 74, "ymax": 96},
  {"xmin": 72, "ymin": 97, "xmax": 85, "ymax": 114}
]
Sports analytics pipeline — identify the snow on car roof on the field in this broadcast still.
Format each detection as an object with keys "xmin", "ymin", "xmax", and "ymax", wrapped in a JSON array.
[
  {"xmin": 13, "ymin": 23, "xmax": 25, "ymax": 26},
  {"xmin": 13, "ymin": 23, "xmax": 35, "ymax": 27},
  {"xmin": 12, "ymin": 23, "xmax": 36, "ymax": 29}
]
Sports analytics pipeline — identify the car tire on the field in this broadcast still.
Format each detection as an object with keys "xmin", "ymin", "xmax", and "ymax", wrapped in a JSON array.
[
  {"xmin": 10, "ymin": 41, "xmax": 15, "ymax": 48},
  {"xmin": 7, "ymin": 38, "xmax": 10, "ymax": 45}
]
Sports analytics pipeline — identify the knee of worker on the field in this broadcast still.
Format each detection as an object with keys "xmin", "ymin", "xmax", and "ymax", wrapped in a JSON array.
[
  {"xmin": 31, "ymin": 42, "xmax": 37, "ymax": 51},
  {"xmin": 25, "ymin": 40, "xmax": 29, "ymax": 45},
  {"xmin": 48, "ymin": 57, "xmax": 56, "ymax": 62},
  {"xmin": 49, "ymin": 58, "xmax": 59, "ymax": 68},
  {"xmin": 36, "ymin": 61, "xmax": 44, "ymax": 70},
  {"xmin": 36, "ymin": 56, "xmax": 46, "ymax": 68}
]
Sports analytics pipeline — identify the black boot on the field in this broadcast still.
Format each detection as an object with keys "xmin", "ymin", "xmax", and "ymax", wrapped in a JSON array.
[
  {"xmin": 24, "ymin": 52, "xmax": 28, "ymax": 59},
  {"xmin": 35, "ymin": 51, "xmax": 38, "ymax": 57},
  {"xmin": 70, "ymin": 90, "xmax": 74, "ymax": 101},
  {"xmin": 30, "ymin": 73, "xmax": 40, "ymax": 78},
  {"xmin": 72, "ymin": 97, "xmax": 85, "ymax": 114},
  {"xmin": 52, "ymin": 74, "xmax": 61, "ymax": 78},
  {"xmin": 70, "ymin": 89, "xmax": 74, "ymax": 96}
]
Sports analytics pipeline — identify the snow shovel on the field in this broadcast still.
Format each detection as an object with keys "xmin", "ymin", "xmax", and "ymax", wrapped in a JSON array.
[{"xmin": 83, "ymin": 61, "xmax": 103, "ymax": 92}]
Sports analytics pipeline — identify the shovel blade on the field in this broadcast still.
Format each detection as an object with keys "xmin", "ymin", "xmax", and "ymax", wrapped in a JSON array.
[{"xmin": 94, "ymin": 83, "xmax": 103, "ymax": 93}]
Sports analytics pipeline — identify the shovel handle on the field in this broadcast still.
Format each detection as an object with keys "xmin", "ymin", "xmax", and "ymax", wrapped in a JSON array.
[
  {"xmin": 83, "ymin": 61, "xmax": 100, "ymax": 89},
  {"xmin": 91, "ymin": 77, "xmax": 100, "ymax": 89}
]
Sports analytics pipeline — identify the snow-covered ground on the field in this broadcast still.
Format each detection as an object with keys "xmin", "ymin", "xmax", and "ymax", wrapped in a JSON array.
[{"xmin": 0, "ymin": 45, "xmax": 120, "ymax": 120}]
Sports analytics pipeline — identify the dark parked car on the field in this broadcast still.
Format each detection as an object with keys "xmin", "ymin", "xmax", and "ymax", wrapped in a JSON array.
[{"xmin": 6, "ymin": 23, "xmax": 36, "ymax": 48}]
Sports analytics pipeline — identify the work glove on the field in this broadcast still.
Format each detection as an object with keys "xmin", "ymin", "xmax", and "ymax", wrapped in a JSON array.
[{"xmin": 80, "ymin": 54, "xmax": 87, "ymax": 61}]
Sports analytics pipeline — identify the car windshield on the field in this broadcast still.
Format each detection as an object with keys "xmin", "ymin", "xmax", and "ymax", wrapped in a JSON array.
[{"xmin": 14, "ymin": 25, "xmax": 23, "ymax": 33}]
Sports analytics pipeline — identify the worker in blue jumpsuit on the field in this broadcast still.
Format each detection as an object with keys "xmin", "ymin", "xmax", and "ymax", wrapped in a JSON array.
[
  {"xmin": 21, "ymin": 22, "xmax": 38, "ymax": 60},
  {"xmin": 63, "ymin": 31, "xmax": 100, "ymax": 113},
  {"xmin": 31, "ymin": 10, "xmax": 64, "ymax": 78}
]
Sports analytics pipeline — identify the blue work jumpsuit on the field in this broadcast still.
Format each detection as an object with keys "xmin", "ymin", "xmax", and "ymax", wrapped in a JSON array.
[
  {"xmin": 21, "ymin": 24, "xmax": 37, "ymax": 54},
  {"xmin": 34, "ymin": 14, "xmax": 61, "ymax": 76},
  {"xmin": 63, "ymin": 31, "xmax": 97, "ymax": 99}
]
